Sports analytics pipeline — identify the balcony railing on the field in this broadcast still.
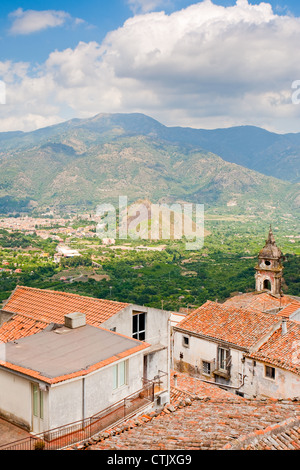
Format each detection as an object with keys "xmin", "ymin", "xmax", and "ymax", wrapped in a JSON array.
[{"xmin": 0, "ymin": 381, "xmax": 155, "ymax": 451}]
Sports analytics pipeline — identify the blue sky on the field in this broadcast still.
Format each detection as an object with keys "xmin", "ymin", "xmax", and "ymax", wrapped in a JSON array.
[
  {"xmin": 1, "ymin": 1, "xmax": 300, "ymax": 63},
  {"xmin": 1, "ymin": 0, "xmax": 300, "ymax": 133}
]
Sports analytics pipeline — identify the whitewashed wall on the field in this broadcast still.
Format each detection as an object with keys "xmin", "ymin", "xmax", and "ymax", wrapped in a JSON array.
[
  {"xmin": 47, "ymin": 352, "xmax": 146, "ymax": 430},
  {"xmin": 103, "ymin": 305, "xmax": 170, "ymax": 390},
  {"xmin": 243, "ymin": 358, "xmax": 300, "ymax": 399},
  {"xmin": 173, "ymin": 329, "xmax": 248, "ymax": 391},
  {"xmin": 0, "ymin": 351, "xmax": 146, "ymax": 433},
  {"xmin": 0, "ymin": 368, "xmax": 33, "ymax": 430}
]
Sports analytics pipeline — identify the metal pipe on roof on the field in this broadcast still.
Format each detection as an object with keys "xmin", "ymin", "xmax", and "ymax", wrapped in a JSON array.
[
  {"xmin": 186, "ymin": 371, "xmax": 247, "ymax": 391},
  {"xmin": 281, "ymin": 319, "xmax": 288, "ymax": 336}
]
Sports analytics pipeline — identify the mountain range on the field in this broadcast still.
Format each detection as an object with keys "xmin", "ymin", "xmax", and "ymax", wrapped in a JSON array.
[{"xmin": 0, "ymin": 113, "xmax": 299, "ymax": 216}]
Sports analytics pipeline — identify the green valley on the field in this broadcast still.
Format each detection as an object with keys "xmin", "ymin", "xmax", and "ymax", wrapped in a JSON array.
[{"xmin": 0, "ymin": 214, "xmax": 299, "ymax": 312}]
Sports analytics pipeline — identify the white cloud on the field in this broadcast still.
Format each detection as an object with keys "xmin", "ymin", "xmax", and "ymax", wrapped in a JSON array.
[
  {"xmin": 2, "ymin": 1, "xmax": 300, "ymax": 133},
  {"xmin": 9, "ymin": 8, "xmax": 79, "ymax": 35},
  {"xmin": 127, "ymin": 0, "xmax": 170, "ymax": 14}
]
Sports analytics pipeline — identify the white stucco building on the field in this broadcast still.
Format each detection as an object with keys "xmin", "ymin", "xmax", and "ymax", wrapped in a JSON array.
[
  {"xmin": 0, "ymin": 286, "xmax": 171, "ymax": 436},
  {"xmin": 0, "ymin": 313, "xmax": 152, "ymax": 434},
  {"xmin": 173, "ymin": 300, "xmax": 300, "ymax": 399}
]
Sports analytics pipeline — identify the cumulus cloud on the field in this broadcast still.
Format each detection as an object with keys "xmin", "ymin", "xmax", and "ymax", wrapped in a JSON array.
[
  {"xmin": 9, "ymin": 8, "xmax": 81, "ymax": 35},
  {"xmin": 2, "ymin": 1, "xmax": 300, "ymax": 133}
]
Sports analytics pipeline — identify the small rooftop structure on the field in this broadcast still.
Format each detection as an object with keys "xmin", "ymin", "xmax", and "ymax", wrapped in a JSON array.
[{"xmin": 64, "ymin": 312, "xmax": 86, "ymax": 329}]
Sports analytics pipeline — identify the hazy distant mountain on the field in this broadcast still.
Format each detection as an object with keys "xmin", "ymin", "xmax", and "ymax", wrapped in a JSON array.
[
  {"xmin": 0, "ymin": 113, "xmax": 299, "ymax": 215},
  {"xmin": 164, "ymin": 125, "xmax": 300, "ymax": 184}
]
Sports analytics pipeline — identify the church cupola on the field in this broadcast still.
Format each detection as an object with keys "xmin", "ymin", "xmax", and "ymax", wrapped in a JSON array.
[{"xmin": 255, "ymin": 226, "xmax": 284, "ymax": 296}]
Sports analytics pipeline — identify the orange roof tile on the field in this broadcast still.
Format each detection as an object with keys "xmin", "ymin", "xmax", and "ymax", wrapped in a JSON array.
[
  {"xmin": 223, "ymin": 291, "xmax": 295, "ymax": 311},
  {"xmin": 247, "ymin": 320, "xmax": 300, "ymax": 375},
  {"xmin": 278, "ymin": 302, "xmax": 300, "ymax": 319},
  {"xmin": 175, "ymin": 300, "xmax": 280, "ymax": 350},
  {"xmin": 2, "ymin": 285, "xmax": 129, "ymax": 326},
  {"xmin": 0, "ymin": 315, "xmax": 48, "ymax": 343}
]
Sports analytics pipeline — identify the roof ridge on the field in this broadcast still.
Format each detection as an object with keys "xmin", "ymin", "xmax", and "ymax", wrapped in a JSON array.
[{"xmin": 14, "ymin": 285, "xmax": 129, "ymax": 306}]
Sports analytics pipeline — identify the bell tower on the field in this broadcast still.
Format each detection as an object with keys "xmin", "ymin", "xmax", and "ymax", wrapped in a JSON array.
[{"xmin": 255, "ymin": 226, "xmax": 284, "ymax": 297}]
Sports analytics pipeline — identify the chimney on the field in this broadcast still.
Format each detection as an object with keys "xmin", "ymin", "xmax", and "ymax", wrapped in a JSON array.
[
  {"xmin": 281, "ymin": 318, "xmax": 287, "ymax": 336},
  {"xmin": 64, "ymin": 312, "xmax": 86, "ymax": 329}
]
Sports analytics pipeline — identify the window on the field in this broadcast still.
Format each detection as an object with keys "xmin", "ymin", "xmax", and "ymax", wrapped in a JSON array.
[
  {"xmin": 132, "ymin": 312, "xmax": 146, "ymax": 340},
  {"xmin": 265, "ymin": 365, "xmax": 275, "ymax": 380},
  {"xmin": 202, "ymin": 361, "xmax": 211, "ymax": 375},
  {"xmin": 113, "ymin": 361, "xmax": 127, "ymax": 389},
  {"xmin": 182, "ymin": 335, "xmax": 190, "ymax": 348},
  {"xmin": 218, "ymin": 347, "xmax": 230, "ymax": 372}
]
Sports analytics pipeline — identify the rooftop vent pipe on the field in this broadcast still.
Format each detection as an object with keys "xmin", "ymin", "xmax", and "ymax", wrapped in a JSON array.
[{"xmin": 281, "ymin": 318, "xmax": 288, "ymax": 336}]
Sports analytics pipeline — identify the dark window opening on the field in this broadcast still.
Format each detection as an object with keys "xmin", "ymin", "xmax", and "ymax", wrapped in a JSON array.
[
  {"xmin": 202, "ymin": 361, "xmax": 211, "ymax": 375},
  {"xmin": 263, "ymin": 279, "xmax": 272, "ymax": 291},
  {"xmin": 265, "ymin": 365, "xmax": 276, "ymax": 380},
  {"xmin": 132, "ymin": 312, "xmax": 146, "ymax": 341}
]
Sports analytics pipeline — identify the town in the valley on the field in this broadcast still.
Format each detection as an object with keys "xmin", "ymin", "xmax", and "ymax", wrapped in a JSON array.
[
  {"xmin": 1, "ymin": 0, "xmax": 300, "ymax": 456},
  {"xmin": 0, "ymin": 224, "xmax": 299, "ymax": 451}
]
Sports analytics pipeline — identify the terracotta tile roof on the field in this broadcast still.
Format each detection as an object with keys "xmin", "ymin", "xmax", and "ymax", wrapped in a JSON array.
[
  {"xmin": 247, "ymin": 320, "xmax": 300, "ymax": 375},
  {"xmin": 170, "ymin": 370, "xmax": 239, "ymax": 400},
  {"xmin": 0, "ymin": 314, "xmax": 48, "ymax": 343},
  {"xmin": 279, "ymin": 302, "xmax": 300, "ymax": 319},
  {"xmin": 174, "ymin": 300, "xmax": 280, "ymax": 350},
  {"xmin": 224, "ymin": 416, "xmax": 300, "ymax": 450},
  {"xmin": 83, "ymin": 371, "xmax": 300, "ymax": 451},
  {"xmin": 223, "ymin": 291, "xmax": 296, "ymax": 312},
  {"xmin": 1, "ymin": 286, "xmax": 129, "ymax": 339}
]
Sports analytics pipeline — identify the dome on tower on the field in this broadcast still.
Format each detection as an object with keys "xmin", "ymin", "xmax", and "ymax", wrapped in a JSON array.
[{"xmin": 258, "ymin": 226, "xmax": 282, "ymax": 260}]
